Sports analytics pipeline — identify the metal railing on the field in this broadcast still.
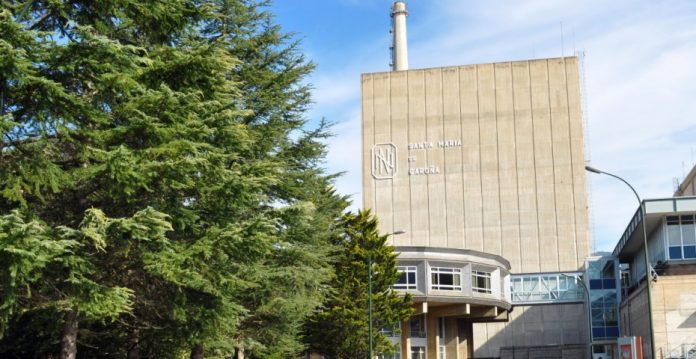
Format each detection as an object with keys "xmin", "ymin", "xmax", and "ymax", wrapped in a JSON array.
[{"xmin": 661, "ymin": 343, "xmax": 696, "ymax": 359}]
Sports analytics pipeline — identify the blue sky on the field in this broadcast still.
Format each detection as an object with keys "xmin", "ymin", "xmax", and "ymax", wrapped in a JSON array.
[{"xmin": 270, "ymin": 0, "xmax": 696, "ymax": 253}]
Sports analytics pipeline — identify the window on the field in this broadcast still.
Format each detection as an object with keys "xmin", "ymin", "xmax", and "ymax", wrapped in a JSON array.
[
  {"xmin": 471, "ymin": 270, "xmax": 492, "ymax": 294},
  {"xmin": 378, "ymin": 344, "xmax": 400, "ymax": 359},
  {"xmin": 589, "ymin": 278, "xmax": 616, "ymax": 290},
  {"xmin": 667, "ymin": 215, "xmax": 696, "ymax": 260},
  {"xmin": 430, "ymin": 267, "xmax": 462, "ymax": 291},
  {"xmin": 380, "ymin": 323, "xmax": 400, "ymax": 338},
  {"xmin": 511, "ymin": 273, "xmax": 584, "ymax": 303},
  {"xmin": 410, "ymin": 316, "xmax": 426, "ymax": 338},
  {"xmin": 395, "ymin": 266, "xmax": 417, "ymax": 290},
  {"xmin": 411, "ymin": 346, "xmax": 426, "ymax": 359}
]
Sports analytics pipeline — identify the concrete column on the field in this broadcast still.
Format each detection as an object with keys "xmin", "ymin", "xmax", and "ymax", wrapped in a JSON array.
[
  {"xmin": 445, "ymin": 317, "xmax": 460, "ymax": 359},
  {"xmin": 458, "ymin": 321, "xmax": 474, "ymax": 359},
  {"xmin": 401, "ymin": 319, "xmax": 411, "ymax": 359},
  {"xmin": 426, "ymin": 314, "xmax": 438, "ymax": 359}
]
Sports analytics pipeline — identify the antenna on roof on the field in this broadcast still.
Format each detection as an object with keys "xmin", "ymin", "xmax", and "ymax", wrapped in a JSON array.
[{"xmin": 560, "ymin": 21, "xmax": 565, "ymax": 57}]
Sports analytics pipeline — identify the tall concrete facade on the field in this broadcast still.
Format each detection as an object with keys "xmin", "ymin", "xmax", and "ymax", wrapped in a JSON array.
[
  {"xmin": 362, "ymin": 57, "xmax": 592, "ymax": 358},
  {"xmin": 362, "ymin": 57, "xmax": 590, "ymax": 272}
]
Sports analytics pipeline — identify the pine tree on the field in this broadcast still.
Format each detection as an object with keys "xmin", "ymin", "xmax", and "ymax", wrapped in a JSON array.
[
  {"xmin": 305, "ymin": 210, "xmax": 414, "ymax": 359},
  {"xmin": 199, "ymin": 1, "xmax": 350, "ymax": 357},
  {"xmin": 0, "ymin": 1, "xmax": 347, "ymax": 357}
]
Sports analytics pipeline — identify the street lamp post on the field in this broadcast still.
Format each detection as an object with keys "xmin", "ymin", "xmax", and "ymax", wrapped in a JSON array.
[
  {"xmin": 585, "ymin": 165, "xmax": 656, "ymax": 359},
  {"xmin": 368, "ymin": 251, "xmax": 373, "ymax": 359},
  {"xmin": 368, "ymin": 230, "xmax": 405, "ymax": 359}
]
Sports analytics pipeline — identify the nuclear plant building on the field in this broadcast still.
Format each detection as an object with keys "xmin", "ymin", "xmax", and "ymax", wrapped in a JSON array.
[{"xmin": 362, "ymin": 2, "xmax": 594, "ymax": 358}]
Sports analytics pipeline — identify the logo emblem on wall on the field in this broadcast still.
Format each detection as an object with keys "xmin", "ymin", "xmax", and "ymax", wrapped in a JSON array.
[{"xmin": 371, "ymin": 143, "xmax": 397, "ymax": 179}]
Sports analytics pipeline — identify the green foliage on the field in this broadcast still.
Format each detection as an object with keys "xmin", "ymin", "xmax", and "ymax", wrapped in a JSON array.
[
  {"xmin": 305, "ymin": 210, "xmax": 414, "ymax": 359},
  {"xmin": 0, "ymin": 207, "xmax": 174, "ymax": 335},
  {"xmin": 0, "ymin": 0, "xmax": 348, "ymax": 357}
]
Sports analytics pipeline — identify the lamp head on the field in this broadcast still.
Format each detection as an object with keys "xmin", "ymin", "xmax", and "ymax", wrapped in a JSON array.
[{"xmin": 585, "ymin": 165, "xmax": 602, "ymax": 174}]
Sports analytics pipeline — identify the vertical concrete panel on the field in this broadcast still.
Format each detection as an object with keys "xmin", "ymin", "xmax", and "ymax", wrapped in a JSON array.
[
  {"xmin": 459, "ymin": 320, "xmax": 474, "ymax": 359},
  {"xmin": 565, "ymin": 58, "xmax": 591, "ymax": 267},
  {"xmin": 459, "ymin": 65, "xmax": 484, "ymax": 251},
  {"xmin": 373, "ymin": 73, "xmax": 394, "ymax": 236},
  {"xmin": 495, "ymin": 62, "xmax": 521, "ymax": 271},
  {"xmin": 486, "ymin": 322, "xmax": 509, "ymax": 357},
  {"xmin": 530, "ymin": 59, "xmax": 559, "ymax": 272},
  {"xmin": 442, "ymin": 67, "xmax": 465, "ymax": 249},
  {"xmin": 548, "ymin": 58, "xmax": 576, "ymax": 271},
  {"xmin": 513, "ymin": 61, "xmax": 541, "ymax": 273},
  {"xmin": 445, "ymin": 317, "xmax": 460, "ymax": 359},
  {"xmin": 362, "ymin": 74, "xmax": 375, "ymax": 212},
  {"xmin": 477, "ymin": 64, "xmax": 502, "ymax": 256},
  {"xmin": 425, "ymin": 69, "xmax": 447, "ymax": 247},
  {"xmin": 391, "ymin": 72, "xmax": 412, "ymax": 246},
  {"xmin": 401, "ymin": 319, "xmax": 412, "ymax": 359},
  {"xmin": 427, "ymin": 314, "xmax": 438, "ymax": 359},
  {"xmin": 408, "ymin": 70, "xmax": 429, "ymax": 246},
  {"xmin": 472, "ymin": 322, "xmax": 489, "ymax": 357}
]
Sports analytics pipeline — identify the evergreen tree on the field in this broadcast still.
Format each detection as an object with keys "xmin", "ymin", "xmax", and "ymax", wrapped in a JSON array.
[
  {"xmin": 201, "ymin": 1, "xmax": 350, "ymax": 357},
  {"xmin": 305, "ymin": 210, "xmax": 413, "ymax": 359},
  {"xmin": 0, "ymin": 1, "xmax": 347, "ymax": 358}
]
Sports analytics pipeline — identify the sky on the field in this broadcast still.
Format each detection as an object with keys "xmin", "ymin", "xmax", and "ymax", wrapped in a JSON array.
[{"xmin": 269, "ymin": 0, "xmax": 696, "ymax": 253}]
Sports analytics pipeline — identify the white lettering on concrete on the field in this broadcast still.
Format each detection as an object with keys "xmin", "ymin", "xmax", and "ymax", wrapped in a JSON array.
[
  {"xmin": 408, "ymin": 141, "xmax": 434, "ymax": 150},
  {"xmin": 437, "ymin": 139, "xmax": 462, "ymax": 148},
  {"xmin": 408, "ymin": 166, "xmax": 441, "ymax": 176},
  {"xmin": 408, "ymin": 139, "xmax": 461, "ymax": 150}
]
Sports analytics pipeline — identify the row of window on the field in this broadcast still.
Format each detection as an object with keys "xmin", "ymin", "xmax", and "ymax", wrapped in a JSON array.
[{"xmin": 394, "ymin": 266, "xmax": 492, "ymax": 294}]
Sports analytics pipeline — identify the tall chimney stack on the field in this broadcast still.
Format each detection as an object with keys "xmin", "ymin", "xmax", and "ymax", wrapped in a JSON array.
[{"xmin": 391, "ymin": 1, "xmax": 408, "ymax": 71}]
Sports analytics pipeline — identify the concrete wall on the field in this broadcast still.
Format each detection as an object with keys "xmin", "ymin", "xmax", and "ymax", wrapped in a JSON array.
[
  {"xmin": 361, "ymin": 57, "xmax": 590, "ymax": 274},
  {"xmin": 675, "ymin": 165, "xmax": 696, "ymax": 197},
  {"xmin": 620, "ymin": 275, "xmax": 696, "ymax": 358},
  {"xmin": 472, "ymin": 303, "xmax": 588, "ymax": 358}
]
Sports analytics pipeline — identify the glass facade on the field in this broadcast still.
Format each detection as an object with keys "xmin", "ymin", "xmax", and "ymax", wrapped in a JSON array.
[
  {"xmin": 510, "ymin": 273, "xmax": 584, "ymax": 303},
  {"xmin": 590, "ymin": 291, "xmax": 619, "ymax": 339},
  {"xmin": 586, "ymin": 257, "xmax": 620, "ymax": 342}
]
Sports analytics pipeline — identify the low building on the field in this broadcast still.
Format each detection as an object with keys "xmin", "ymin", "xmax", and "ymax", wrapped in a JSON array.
[{"xmin": 613, "ymin": 165, "xmax": 696, "ymax": 359}]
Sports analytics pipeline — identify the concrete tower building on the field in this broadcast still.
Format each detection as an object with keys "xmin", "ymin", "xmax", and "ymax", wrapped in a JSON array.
[{"xmin": 362, "ymin": 2, "xmax": 592, "ymax": 358}]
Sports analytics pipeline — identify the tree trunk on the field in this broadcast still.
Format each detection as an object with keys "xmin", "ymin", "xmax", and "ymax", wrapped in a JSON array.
[
  {"xmin": 60, "ymin": 310, "xmax": 78, "ymax": 359},
  {"xmin": 190, "ymin": 344, "xmax": 204, "ymax": 359},
  {"xmin": 127, "ymin": 329, "xmax": 140, "ymax": 359}
]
